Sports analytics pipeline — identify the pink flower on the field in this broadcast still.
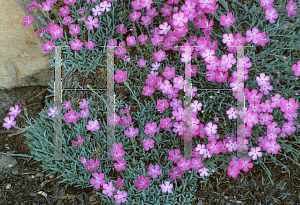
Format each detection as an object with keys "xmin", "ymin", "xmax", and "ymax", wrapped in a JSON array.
[
  {"xmin": 138, "ymin": 34, "xmax": 148, "ymax": 45},
  {"xmin": 114, "ymin": 70, "xmax": 128, "ymax": 83},
  {"xmin": 58, "ymin": 6, "xmax": 70, "ymax": 17},
  {"xmin": 220, "ymin": 12, "xmax": 235, "ymax": 28},
  {"xmin": 238, "ymin": 157, "xmax": 253, "ymax": 172},
  {"xmin": 26, "ymin": 1, "xmax": 42, "ymax": 11},
  {"xmin": 205, "ymin": 122, "xmax": 218, "ymax": 136},
  {"xmin": 61, "ymin": 16, "xmax": 74, "ymax": 25},
  {"xmin": 153, "ymin": 50, "xmax": 166, "ymax": 62},
  {"xmin": 248, "ymin": 147, "xmax": 263, "ymax": 160},
  {"xmin": 144, "ymin": 122, "xmax": 159, "ymax": 135},
  {"xmin": 126, "ymin": 36, "xmax": 136, "ymax": 46},
  {"xmin": 80, "ymin": 109, "xmax": 89, "ymax": 119},
  {"xmin": 245, "ymin": 27, "xmax": 260, "ymax": 43},
  {"xmin": 64, "ymin": 110, "xmax": 80, "ymax": 123},
  {"xmin": 108, "ymin": 113, "xmax": 120, "ymax": 126},
  {"xmin": 147, "ymin": 165, "xmax": 162, "ymax": 179},
  {"xmin": 134, "ymin": 175, "xmax": 150, "ymax": 190},
  {"xmin": 292, "ymin": 60, "xmax": 300, "ymax": 76},
  {"xmin": 124, "ymin": 126, "xmax": 139, "ymax": 138},
  {"xmin": 79, "ymin": 98, "xmax": 89, "ymax": 109},
  {"xmin": 173, "ymin": 12, "xmax": 188, "ymax": 27},
  {"xmin": 92, "ymin": 5, "xmax": 102, "ymax": 16},
  {"xmin": 114, "ymin": 160, "xmax": 126, "ymax": 171},
  {"xmin": 48, "ymin": 106, "xmax": 58, "ymax": 118},
  {"xmin": 245, "ymin": 111, "xmax": 259, "ymax": 128},
  {"xmin": 90, "ymin": 173, "xmax": 105, "ymax": 189},
  {"xmin": 265, "ymin": 140, "xmax": 281, "ymax": 154},
  {"xmin": 117, "ymin": 24, "xmax": 127, "ymax": 34},
  {"xmin": 114, "ymin": 176, "xmax": 124, "ymax": 188},
  {"xmin": 85, "ymin": 16, "xmax": 99, "ymax": 30},
  {"xmin": 72, "ymin": 135, "xmax": 85, "ymax": 147},
  {"xmin": 282, "ymin": 121, "xmax": 296, "ymax": 136},
  {"xmin": 69, "ymin": 24, "xmax": 80, "ymax": 35},
  {"xmin": 119, "ymin": 115, "xmax": 132, "ymax": 127},
  {"xmin": 102, "ymin": 182, "xmax": 115, "ymax": 197},
  {"xmin": 259, "ymin": 113, "xmax": 273, "ymax": 126},
  {"xmin": 77, "ymin": 6, "xmax": 85, "ymax": 13},
  {"xmin": 86, "ymin": 120, "xmax": 100, "ymax": 132},
  {"xmin": 70, "ymin": 39, "xmax": 83, "ymax": 51},
  {"xmin": 64, "ymin": 0, "xmax": 76, "ymax": 6},
  {"xmin": 226, "ymin": 107, "xmax": 237, "ymax": 119},
  {"xmin": 3, "ymin": 116, "xmax": 16, "ymax": 130},
  {"xmin": 168, "ymin": 149, "xmax": 183, "ymax": 163},
  {"xmin": 85, "ymin": 159, "xmax": 100, "ymax": 172},
  {"xmin": 286, "ymin": 0, "xmax": 297, "ymax": 18},
  {"xmin": 260, "ymin": 0, "xmax": 274, "ymax": 10},
  {"xmin": 168, "ymin": 166, "xmax": 182, "ymax": 179},
  {"xmin": 114, "ymin": 190, "xmax": 127, "ymax": 204},
  {"xmin": 156, "ymin": 99, "xmax": 169, "ymax": 113},
  {"xmin": 159, "ymin": 22, "xmax": 171, "ymax": 35},
  {"xmin": 281, "ymin": 98, "xmax": 299, "ymax": 114},
  {"xmin": 161, "ymin": 181, "xmax": 173, "ymax": 193},
  {"xmin": 221, "ymin": 53, "xmax": 236, "ymax": 69},
  {"xmin": 42, "ymin": 41, "xmax": 55, "ymax": 52},
  {"xmin": 129, "ymin": 11, "xmax": 142, "ymax": 21},
  {"xmin": 178, "ymin": 158, "xmax": 191, "ymax": 171},
  {"xmin": 222, "ymin": 33, "xmax": 235, "ymax": 46},
  {"xmin": 228, "ymin": 165, "xmax": 240, "ymax": 179},
  {"xmin": 79, "ymin": 157, "xmax": 86, "ymax": 164},
  {"xmin": 173, "ymin": 76, "xmax": 187, "ymax": 90},
  {"xmin": 159, "ymin": 117, "xmax": 173, "ymax": 131},
  {"xmin": 99, "ymin": 1, "xmax": 112, "ymax": 12},
  {"xmin": 120, "ymin": 105, "xmax": 130, "ymax": 114},
  {"xmin": 142, "ymin": 138, "xmax": 155, "ymax": 151},
  {"xmin": 265, "ymin": 8, "xmax": 278, "ymax": 24},
  {"xmin": 199, "ymin": 167, "xmax": 209, "ymax": 177},
  {"xmin": 8, "ymin": 105, "xmax": 21, "ymax": 118},
  {"xmin": 22, "ymin": 15, "xmax": 34, "ymax": 27},
  {"xmin": 160, "ymin": 80, "xmax": 173, "ymax": 94},
  {"xmin": 42, "ymin": 0, "xmax": 52, "ymax": 11},
  {"xmin": 85, "ymin": 40, "xmax": 95, "ymax": 50}
]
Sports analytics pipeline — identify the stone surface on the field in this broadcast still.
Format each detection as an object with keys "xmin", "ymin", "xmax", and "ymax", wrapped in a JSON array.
[
  {"xmin": 0, "ymin": 154, "xmax": 18, "ymax": 174},
  {"xmin": 0, "ymin": 0, "xmax": 53, "ymax": 90}
]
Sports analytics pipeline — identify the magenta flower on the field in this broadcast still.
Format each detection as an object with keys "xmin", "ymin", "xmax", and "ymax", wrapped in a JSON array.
[
  {"xmin": 61, "ymin": 16, "xmax": 74, "ymax": 25},
  {"xmin": 72, "ymin": 135, "xmax": 85, "ymax": 147},
  {"xmin": 119, "ymin": 115, "xmax": 132, "ymax": 127},
  {"xmin": 22, "ymin": 15, "xmax": 34, "ymax": 27},
  {"xmin": 144, "ymin": 122, "xmax": 159, "ymax": 135},
  {"xmin": 168, "ymin": 149, "xmax": 183, "ymax": 163},
  {"xmin": 120, "ymin": 105, "xmax": 130, "ymax": 114},
  {"xmin": 114, "ymin": 160, "xmax": 126, "ymax": 171},
  {"xmin": 90, "ymin": 173, "xmax": 105, "ymax": 189},
  {"xmin": 134, "ymin": 175, "xmax": 150, "ymax": 190},
  {"xmin": 178, "ymin": 158, "xmax": 191, "ymax": 171},
  {"xmin": 3, "ymin": 116, "xmax": 16, "ymax": 130},
  {"xmin": 129, "ymin": 11, "xmax": 142, "ymax": 21},
  {"xmin": 70, "ymin": 39, "xmax": 83, "ymax": 51},
  {"xmin": 26, "ymin": 1, "xmax": 42, "ymax": 11},
  {"xmin": 85, "ymin": 159, "xmax": 100, "ymax": 172},
  {"xmin": 64, "ymin": 110, "xmax": 80, "ymax": 123},
  {"xmin": 42, "ymin": 0, "xmax": 52, "ymax": 11},
  {"xmin": 42, "ymin": 41, "xmax": 55, "ymax": 52},
  {"xmin": 126, "ymin": 36, "xmax": 136, "ymax": 46},
  {"xmin": 226, "ymin": 107, "xmax": 237, "ymax": 119},
  {"xmin": 265, "ymin": 140, "xmax": 281, "ymax": 154},
  {"xmin": 86, "ymin": 120, "xmax": 100, "ymax": 132},
  {"xmin": 138, "ymin": 34, "xmax": 148, "ymax": 45},
  {"xmin": 85, "ymin": 40, "xmax": 95, "ymax": 50},
  {"xmin": 162, "ymin": 66, "xmax": 175, "ymax": 80},
  {"xmin": 124, "ymin": 126, "xmax": 139, "ymax": 138},
  {"xmin": 248, "ymin": 147, "xmax": 263, "ymax": 160},
  {"xmin": 92, "ymin": 5, "xmax": 102, "ymax": 16},
  {"xmin": 159, "ymin": 22, "xmax": 171, "ymax": 35},
  {"xmin": 161, "ymin": 181, "xmax": 173, "ymax": 193},
  {"xmin": 64, "ymin": 0, "xmax": 76, "ymax": 6},
  {"xmin": 50, "ymin": 24, "xmax": 64, "ymax": 39},
  {"xmin": 168, "ymin": 167, "xmax": 182, "ymax": 179},
  {"xmin": 78, "ymin": 98, "xmax": 89, "ymax": 110},
  {"xmin": 281, "ymin": 98, "xmax": 299, "ymax": 114},
  {"xmin": 286, "ymin": 0, "xmax": 297, "ymax": 17},
  {"xmin": 114, "ymin": 70, "xmax": 128, "ymax": 83},
  {"xmin": 265, "ymin": 8, "xmax": 278, "ymax": 23},
  {"xmin": 220, "ymin": 12, "xmax": 235, "ymax": 28},
  {"xmin": 114, "ymin": 190, "xmax": 127, "ymax": 204},
  {"xmin": 159, "ymin": 117, "xmax": 173, "ymax": 131},
  {"xmin": 221, "ymin": 53, "xmax": 236, "ymax": 69},
  {"xmin": 117, "ymin": 24, "xmax": 127, "ymax": 34},
  {"xmin": 80, "ymin": 109, "xmax": 89, "ymax": 119},
  {"xmin": 147, "ymin": 165, "xmax": 162, "ymax": 179},
  {"xmin": 114, "ymin": 176, "xmax": 124, "ymax": 188},
  {"xmin": 173, "ymin": 76, "xmax": 187, "ymax": 90},
  {"xmin": 156, "ymin": 99, "xmax": 169, "ymax": 113},
  {"xmin": 153, "ymin": 50, "xmax": 166, "ymax": 62},
  {"xmin": 142, "ymin": 138, "xmax": 155, "ymax": 151},
  {"xmin": 222, "ymin": 33, "xmax": 235, "ymax": 46},
  {"xmin": 58, "ymin": 6, "xmax": 70, "ymax": 17}
]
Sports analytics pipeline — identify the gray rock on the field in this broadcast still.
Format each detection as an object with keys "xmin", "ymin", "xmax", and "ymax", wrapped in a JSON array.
[
  {"xmin": 0, "ymin": 154, "xmax": 18, "ymax": 174},
  {"xmin": 0, "ymin": 0, "xmax": 53, "ymax": 90}
]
